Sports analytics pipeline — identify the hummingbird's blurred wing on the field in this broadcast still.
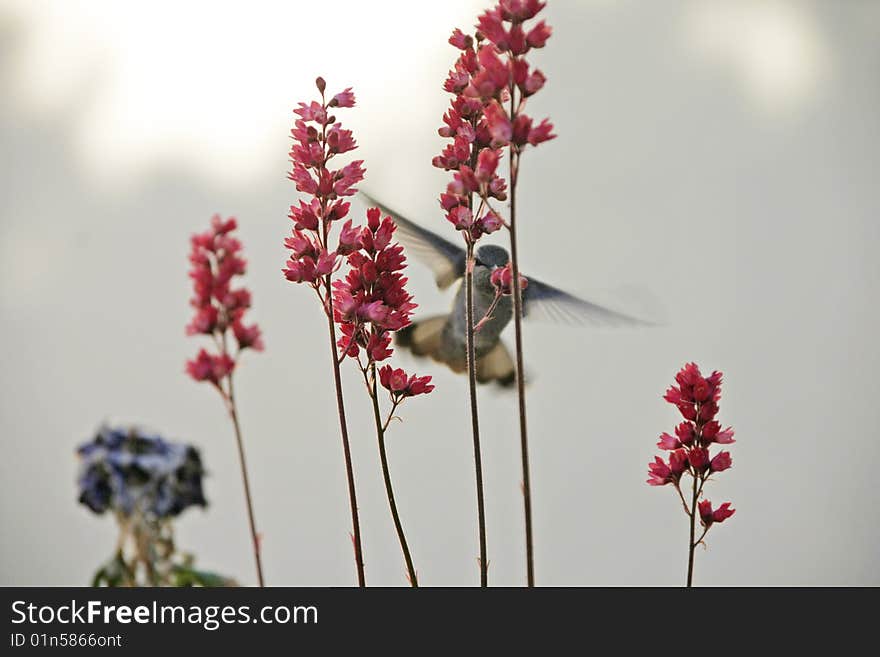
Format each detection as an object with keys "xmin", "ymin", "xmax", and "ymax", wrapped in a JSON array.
[
  {"xmin": 523, "ymin": 278, "xmax": 651, "ymax": 327},
  {"xmin": 360, "ymin": 192, "xmax": 466, "ymax": 289}
]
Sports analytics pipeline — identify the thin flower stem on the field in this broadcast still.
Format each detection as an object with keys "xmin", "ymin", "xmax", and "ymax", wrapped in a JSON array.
[
  {"xmin": 676, "ymin": 483, "xmax": 691, "ymax": 516},
  {"xmin": 508, "ymin": 87, "xmax": 535, "ymax": 587},
  {"xmin": 474, "ymin": 290, "xmax": 503, "ymax": 333},
  {"xmin": 324, "ymin": 277, "xmax": 366, "ymax": 587},
  {"xmin": 465, "ymin": 242, "xmax": 489, "ymax": 587},
  {"xmin": 367, "ymin": 363, "xmax": 418, "ymax": 587},
  {"xmin": 225, "ymin": 373, "xmax": 265, "ymax": 587},
  {"xmin": 382, "ymin": 399, "xmax": 401, "ymax": 433},
  {"xmin": 686, "ymin": 470, "xmax": 698, "ymax": 587}
]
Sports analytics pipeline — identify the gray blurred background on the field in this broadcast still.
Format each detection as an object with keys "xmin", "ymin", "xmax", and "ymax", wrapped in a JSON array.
[{"xmin": 1, "ymin": 0, "xmax": 878, "ymax": 586}]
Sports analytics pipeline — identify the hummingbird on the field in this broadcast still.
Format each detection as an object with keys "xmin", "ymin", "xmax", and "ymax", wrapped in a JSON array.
[{"xmin": 360, "ymin": 192, "xmax": 649, "ymax": 386}]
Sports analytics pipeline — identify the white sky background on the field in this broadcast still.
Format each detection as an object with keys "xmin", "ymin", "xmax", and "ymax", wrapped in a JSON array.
[{"xmin": 1, "ymin": 0, "xmax": 878, "ymax": 585}]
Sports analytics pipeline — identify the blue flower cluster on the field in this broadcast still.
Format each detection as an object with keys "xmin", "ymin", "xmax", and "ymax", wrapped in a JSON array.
[{"xmin": 76, "ymin": 426, "xmax": 207, "ymax": 518}]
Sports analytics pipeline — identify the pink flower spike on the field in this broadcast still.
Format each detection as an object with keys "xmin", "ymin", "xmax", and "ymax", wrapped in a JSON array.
[
  {"xmin": 187, "ymin": 214, "xmax": 262, "ymax": 388},
  {"xmin": 650, "ymin": 362, "xmax": 737, "ymax": 583}
]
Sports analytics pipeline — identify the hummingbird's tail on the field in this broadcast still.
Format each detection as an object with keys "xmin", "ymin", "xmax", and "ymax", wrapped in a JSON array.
[{"xmin": 397, "ymin": 316, "xmax": 516, "ymax": 387}]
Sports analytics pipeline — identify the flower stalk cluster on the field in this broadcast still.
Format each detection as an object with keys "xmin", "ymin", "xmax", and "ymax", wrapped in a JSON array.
[
  {"xmin": 434, "ymin": 21, "xmax": 514, "ymax": 587},
  {"xmin": 333, "ymin": 207, "xmax": 434, "ymax": 586},
  {"xmin": 435, "ymin": 0, "xmax": 555, "ymax": 586},
  {"xmin": 647, "ymin": 363, "xmax": 737, "ymax": 586},
  {"xmin": 283, "ymin": 77, "xmax": 367, "ymax": 586},
  {"xmin": 185, "ymin": 215, "xmax": 265, "ymax": 586}
]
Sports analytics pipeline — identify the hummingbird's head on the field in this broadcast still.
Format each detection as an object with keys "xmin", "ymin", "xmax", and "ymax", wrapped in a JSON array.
[{"xmin": 475, "ymin": 245, "xmax": 510, "ymax": 269}]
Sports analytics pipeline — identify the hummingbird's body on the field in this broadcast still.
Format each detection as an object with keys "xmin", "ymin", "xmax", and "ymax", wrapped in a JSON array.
[
  {"xmin": 362, "ymin": 192, "xmax": 649, "ymax": 386},
  {"xmin": 400, "ymin": 251, "xmax": 517, "ymax": 384},
  {"xmin": 448, "ymin": 262, "xmax": 515, "ymax": 359}
]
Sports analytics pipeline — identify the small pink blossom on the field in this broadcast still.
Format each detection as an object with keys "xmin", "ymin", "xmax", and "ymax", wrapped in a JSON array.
[
  {"xmin": 527, "ymin": 118, "xmax": 556, "ymax": 145},
  {"xmin": 657, "ymin": 432, "xmax": 680, "ymax": 450},
  {"xmin": 525, "ymin": 20, "xmax": 552, "ymax": 48},
  {"xmin": 315, "ymin": 249, "xmax": 338, "ymax": 276},
  {"xmin": 233, "ymin": 320, "xmax": 264, "ymax": 352},
  {"xmin": 475, "ymin": 148, "xmax": 500, "ymax": 183},
  {"xmin": 283, "ymin": 257, "xmax": 318, "ymax": 284},
  {"xmin": 675, "ymin": 421, "xmax": 695, "ymax": 446},
  {"xmin": 187, "ymin": 215, "xmax": 263, "ymax": 390},
  {"xmin": 490, "ymin": 263, "xmax": 529, "ymax": 296},
  {"xmin": 186, "ymin": 306, "xmax": 218, "ymax": 336},
  {"xmin": 687, "ymin": 447, "xmax": 709, "ymax": 473},
  {"xmin": 648, "ymin": 363, "xmax": 737, "ymax": 583},
  {"xmin": 378, "ymin": 366, "xmax": 435, "ymax": 399},
  {"xmin": 484, "ymin": 101, "xmax": 512, "ymax": 144},
  {"xmin": 186, "ymin": 349, "xmax": 235, "ymax": 386},
  {"xmin": 449, "ymin": 28, "xmax": 473, "ymax": 50},
  {"xmin": 709, "ymin": 451, "xmax": 732, "ymax": 473},
  {"xmin": 480, "ymin": 211, "xmax": 504, "ymax": 234},
  {"xmin": 330, "ymin": 88, "xmax": 356, "ymax": 108},
  {"xmin": 699, "ymin": 500, "xmax": 735, "ymax": 527}
]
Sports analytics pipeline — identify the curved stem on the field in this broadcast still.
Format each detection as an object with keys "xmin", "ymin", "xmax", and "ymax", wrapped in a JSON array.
[
  {"xmin": 465, "ymin": 242, "xmax": 489, "ymax": 586},
  {"xmin": 324, "ymin": 279, "xmax": 367, "ymax": 587},
  {"xmin": 368, "ymin": 364, "xmax": 418, "ymax": 587},
  {"xmin": 507, "ymin": 90, "xmax": 535, "ymax": 586},
  {"xmin": 226, "ymin": 374, "xmax": 266, "ymax": 587}
]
